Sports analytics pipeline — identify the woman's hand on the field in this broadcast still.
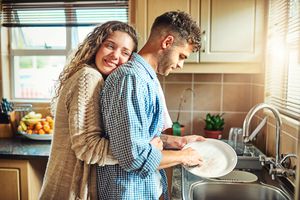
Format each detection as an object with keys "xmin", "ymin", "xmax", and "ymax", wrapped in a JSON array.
[{"xmin": 150, "ymin": 136, "xmax": 163, "ymax": 151}]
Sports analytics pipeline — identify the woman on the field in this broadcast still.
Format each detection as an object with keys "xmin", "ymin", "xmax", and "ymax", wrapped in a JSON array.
[{"xmin": 39, "ymin": 21, "xmax": 162, "ymax": 200}]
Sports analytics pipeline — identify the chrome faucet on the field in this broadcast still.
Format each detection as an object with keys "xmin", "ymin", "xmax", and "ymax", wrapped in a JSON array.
[
  {"xmin": 242, "ymin": 103, "xmax": 282, "ymax": 165},
  {"xmin": 243, "ymin": 103, "xmax": 298, "ymax": 180}
]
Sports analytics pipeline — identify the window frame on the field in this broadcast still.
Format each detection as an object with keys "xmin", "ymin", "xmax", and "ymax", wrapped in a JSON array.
[
  {"xmin": 9, "ymin": 27, "xmax": 72, "ymax": 101},
  {"xmin": 1, "ymin": 0, "xmax": 132, "ymax": 103},
  {"xmin": 4, "ymin": 6, "xmax": 73, "ymax": 102}
]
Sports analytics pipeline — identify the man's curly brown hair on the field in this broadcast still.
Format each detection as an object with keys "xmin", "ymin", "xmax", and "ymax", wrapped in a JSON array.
[{"xmin": 150, "ymin": 11, "xmax": 201, "ymax": 52}]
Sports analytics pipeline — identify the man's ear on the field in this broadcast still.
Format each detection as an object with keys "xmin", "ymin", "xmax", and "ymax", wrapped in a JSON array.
[{"xmin": 161, "ymin": 35, "xmax": 175, "ymax": 49}]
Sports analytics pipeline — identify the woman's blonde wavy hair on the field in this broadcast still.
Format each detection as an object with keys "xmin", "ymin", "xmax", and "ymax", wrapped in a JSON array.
[{"xmin": 51, "ymin": 21, "xmax": 138, "ymax": 114}]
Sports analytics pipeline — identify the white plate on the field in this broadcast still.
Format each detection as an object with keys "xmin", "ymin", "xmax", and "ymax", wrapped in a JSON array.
[
  {"xmin": 18, "ymin": 131, "xmax": 53, "ymax": 141},
  {"xmin": 183, "ymin": 139, "xmax": 237, "ymax": 178}
]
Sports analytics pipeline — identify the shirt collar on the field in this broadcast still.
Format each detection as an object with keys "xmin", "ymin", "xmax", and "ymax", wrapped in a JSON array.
[{"xmin": 131, "ymin": 53, "xmax": 157, "ymax": 80}]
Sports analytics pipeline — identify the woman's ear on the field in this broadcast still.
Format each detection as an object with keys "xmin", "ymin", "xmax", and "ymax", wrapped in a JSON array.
[{"xmin": 161, "ymin": 35, "xmax": 175, "ymax": 49}]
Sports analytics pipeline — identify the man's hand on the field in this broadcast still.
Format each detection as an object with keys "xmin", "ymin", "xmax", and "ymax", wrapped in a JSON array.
[
  {"xmin": 180, "ymin": 147, "xmax": 203, "ymax": 167},
  {"xmin": 180, "ymin": 135, "xmax": 206, "ymax": 148},
  {"xmin": 150, "ymin": 136, "xmax": 163, "ymax": 151}
]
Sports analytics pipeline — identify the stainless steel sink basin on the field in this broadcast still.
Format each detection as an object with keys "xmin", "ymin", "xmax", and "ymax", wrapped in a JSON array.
[
  {"xmin": 181, "ymin": 166, "xmax": 293, "ymax": 200},
  {"xmin": 180, "ymin": 142, "xmax": 294, "ymax": 200},
  {"xmin": 190, "ymin": 182, "xmax": 290, "ymax": 200}
]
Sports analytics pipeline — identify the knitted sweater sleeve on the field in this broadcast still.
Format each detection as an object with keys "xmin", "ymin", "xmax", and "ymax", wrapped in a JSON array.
[{"xmin": 66, "ymin": 69, "xmax": 116, "ymax": 166}]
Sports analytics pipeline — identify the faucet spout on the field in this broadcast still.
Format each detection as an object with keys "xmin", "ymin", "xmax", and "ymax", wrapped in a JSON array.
[{"xmin": 242, "ymin": 103, "xmax": 282, "ymax": 164}]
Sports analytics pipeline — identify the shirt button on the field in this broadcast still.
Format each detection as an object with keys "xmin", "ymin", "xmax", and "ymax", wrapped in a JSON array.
[{"xmin": 158, "ymin": 128, "xmax": 162, "ymax": 132}]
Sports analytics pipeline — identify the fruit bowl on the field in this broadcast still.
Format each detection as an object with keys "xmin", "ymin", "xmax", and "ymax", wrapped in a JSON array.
[
  {"xmin": 18, "ymin": 131, "xmax": 52, "ymax": 140},
  {"xmin": 17, "ymin": 111, "xmax": 54, "ymax": 135}
]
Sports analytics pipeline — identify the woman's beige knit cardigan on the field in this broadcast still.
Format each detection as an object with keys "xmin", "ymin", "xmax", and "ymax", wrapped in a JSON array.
[{"xmin": 39, "ymin": 66, "xmax": 117, "ymax": 200}]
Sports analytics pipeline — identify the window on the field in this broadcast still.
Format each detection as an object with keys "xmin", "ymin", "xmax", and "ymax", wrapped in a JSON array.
[
  {"xmin": 1, "ymin": 0, "xmax": 129, "ymax": 100},
  {"xmin": 265, "ymin": 0, "xmax": 300, "ymax": 120}
]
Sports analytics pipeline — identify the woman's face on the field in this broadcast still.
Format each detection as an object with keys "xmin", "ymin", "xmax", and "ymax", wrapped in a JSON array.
[{"xmin": 95, "ymin": 31, "xmax": 135, "ymax": 76}]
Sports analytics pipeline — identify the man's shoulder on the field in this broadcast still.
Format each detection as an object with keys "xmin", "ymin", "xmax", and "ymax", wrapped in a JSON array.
[{"xmin": 107, "ymin": 60, "xmax": 146, "ymax": 82}]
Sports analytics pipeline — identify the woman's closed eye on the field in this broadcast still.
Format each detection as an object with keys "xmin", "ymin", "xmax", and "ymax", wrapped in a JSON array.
[{"xmin": 122, "ymin": 50, "xmax": 131, "ymax": 57}]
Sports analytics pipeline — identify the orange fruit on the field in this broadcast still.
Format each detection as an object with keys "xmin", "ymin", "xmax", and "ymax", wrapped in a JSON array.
[
  {"xmin": 46, "ymin": 116, "xmax": 53, "ymax": 122},
  {"xmin": 35, "ymin": 122, "xmax": 43, "ymax": 130},
  {"xmin": 42, "ymin": 121, "xmax": 49, "ymax": 126},
  {"xmin": 43, "ymin": 124, "xmax": 51, "ymax": 133},
  {"xmin": 38, "ymin": 129, "xmax": 45, "ymax": 134}
]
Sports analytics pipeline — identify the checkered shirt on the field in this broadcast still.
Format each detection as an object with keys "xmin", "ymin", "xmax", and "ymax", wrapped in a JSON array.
[{"xmin": 97, "ymin": 53, "xmax": 170, "ymax": 200}]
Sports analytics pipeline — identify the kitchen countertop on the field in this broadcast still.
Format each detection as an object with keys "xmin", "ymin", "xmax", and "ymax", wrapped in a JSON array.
[{"xmin": 0, "ymin": 137, "xmax": 51, "ymax": 159}]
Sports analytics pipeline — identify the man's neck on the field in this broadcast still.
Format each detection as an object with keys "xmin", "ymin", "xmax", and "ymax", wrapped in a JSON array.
[{"xmin": 138, "ymin": 47, "xmax": 158, "ymax": 73}]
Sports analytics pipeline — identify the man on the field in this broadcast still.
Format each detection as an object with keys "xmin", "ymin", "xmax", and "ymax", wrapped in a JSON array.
[{"xmin": 98, "ymin": 11, "xmax": 203, "ymax": 200}]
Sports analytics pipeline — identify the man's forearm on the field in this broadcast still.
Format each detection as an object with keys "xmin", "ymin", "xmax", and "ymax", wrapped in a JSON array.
[{"xmin": 158, "ymin": 150, "xmax": 183, "ymax": 169}]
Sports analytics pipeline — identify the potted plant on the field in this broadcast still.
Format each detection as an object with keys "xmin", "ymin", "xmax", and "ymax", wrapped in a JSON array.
[{"xmin": 204, "ymin": 113, "xmax": 225, "ymax": 139}]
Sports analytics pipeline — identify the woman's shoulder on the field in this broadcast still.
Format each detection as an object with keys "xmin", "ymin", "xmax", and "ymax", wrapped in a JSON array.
[
  {"xmin": 76, "ymin": 65, "xmax": 102, "ymax": 78},
  {"xmin": 64, "ymin": 65, "xmax": 103, "ymax": 90}
]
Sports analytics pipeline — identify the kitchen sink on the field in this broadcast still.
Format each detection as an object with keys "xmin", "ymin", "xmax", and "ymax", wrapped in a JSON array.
[
  {"xmin": 180, "ymin": 141, "xmax": 295, "ymax": 200},
  {"xmin": 190, "ymin": 182, "xmax": 290, "ymax": 200},
  {"xmin": 182, "ymin": 167, "xmax": 293, "ymax": 200}
]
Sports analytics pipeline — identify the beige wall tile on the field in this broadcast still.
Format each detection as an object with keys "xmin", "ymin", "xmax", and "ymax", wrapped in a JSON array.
[
  {"xmin": 194, "ymin": 74, "xmax": 221, "ymax": 82},
  {"xmin": 252, "ymin": 73, "xmax": 265, "ymax": 85},
  {"xmin": 224, "ymin": 74, "xmax": 251, "ymax": 83},
  {"xmin": 281, "ymin": 120, "xmax": 299, "ymax": 139},
  {"xmin": 165, "ymin": 83, "xmax": 193, "ymax": 110},
  {"xmin": 252, "ymin": 85, "xmax": 264, "ymax": 106},
  {"xmin": 193, "ymin": 83, "xmax": 221, "ymax": 111},
  {"xmin": 192, "ymin": 112, "xmax": 206, "ymax": 137},
  {"xmin": 266, "ymin": 124, "xmax": 276, "ymax": 157},
  {"xmin": 223, "ymin": 84, "xmax": 251, "ymax": 112},
  {"xmin": 281, "ymin": 133, "xmax": 297, "ymax": 155},
  {"xmin": 222, "ymin": 113, "xmax": 247, "ymax": 139},
  {"xmin": 165, "ymin": 74, "xmax": 192, "ymax": 82}
]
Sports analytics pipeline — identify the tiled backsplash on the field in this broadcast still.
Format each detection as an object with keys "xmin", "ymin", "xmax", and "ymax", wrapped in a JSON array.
[
  {"xmin": 160, "ymin": 73, "xmax": 299, "ymax": 162},
  {"xmin": 159, "ymin": 73, "xmax": 258, "ymax": 139}
]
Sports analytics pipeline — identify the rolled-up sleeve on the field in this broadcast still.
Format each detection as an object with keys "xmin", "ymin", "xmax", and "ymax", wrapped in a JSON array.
[{"xmin": 101, "ymin": 73, "xmax": 162, "ymax": 178}]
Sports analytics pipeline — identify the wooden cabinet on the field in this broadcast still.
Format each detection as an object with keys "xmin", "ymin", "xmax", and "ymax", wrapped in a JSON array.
[
  {"xmin": 200, "ymin": 0, "xmax": 264, "ymax": 63},
  {"xmin": 0, "ymin": 168, "xmax": 20, "ymax": 200},
  {"xmin": 0, "ymin": 159, "xmax": 47, "ymax": 200},
  {"xmin": 134, "ymin": 0, "xmax": 265, "ymax": 73}
]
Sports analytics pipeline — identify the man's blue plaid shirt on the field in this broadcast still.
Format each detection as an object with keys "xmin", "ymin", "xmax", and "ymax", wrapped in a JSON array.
[{"xmin": 96, "ymin": 53, "xmax": 169, "ymax": 200}]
